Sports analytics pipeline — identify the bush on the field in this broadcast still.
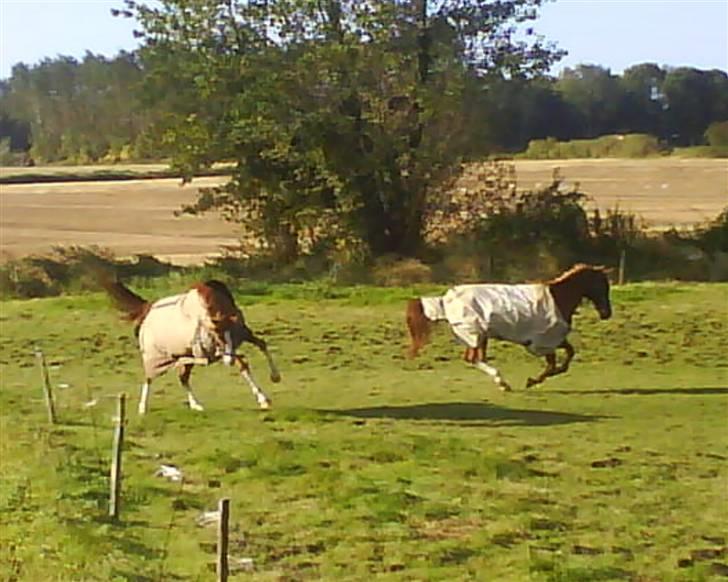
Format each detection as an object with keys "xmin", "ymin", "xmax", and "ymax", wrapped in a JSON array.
[
  {"xmin": 371, "ymin": 257, "xmax": 433, "ymax": 286},
  {"xmin": 705, "ymin": 121, "xmax": 728, "ymax": 148},
  {"xmin": 0, "ymin": 247, "xmax": 179, "ymax": 299},
  {"xmin": 518, "ymin": 134, "xmax": 664, "ymax": 159}
]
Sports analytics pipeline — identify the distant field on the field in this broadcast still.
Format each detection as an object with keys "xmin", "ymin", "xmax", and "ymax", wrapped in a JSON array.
[
  {"xmin": 512, "ymin": 158, "xmax": 727, "ymax": 230},
  {"xmin": 1, "ymin": 159, "xmax": 726, "ymax": 264}
]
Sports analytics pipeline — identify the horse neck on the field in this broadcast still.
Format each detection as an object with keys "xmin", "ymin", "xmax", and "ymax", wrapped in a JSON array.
[{"xmin": 548, "ymin": 273, "xmax": 588, "ymax": 323}]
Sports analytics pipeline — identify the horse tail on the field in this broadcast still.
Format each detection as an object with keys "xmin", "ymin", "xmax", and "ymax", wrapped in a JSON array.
[
  {"xmin": 406, "ymin": 298, "xmax": 431, "ymax": 359},
  {"xmin": 101, "ymin": 278, "xmax": 151, "ymax": 327}
]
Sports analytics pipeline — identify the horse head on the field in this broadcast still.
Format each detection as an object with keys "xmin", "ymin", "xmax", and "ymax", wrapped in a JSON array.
[
  {"xmin": 548, "ymin": 264, "xmax": 612, "ymax": 322},
  {"xmin": 577, "ymin": 265, "xmax": 612, "ymax": 320}
]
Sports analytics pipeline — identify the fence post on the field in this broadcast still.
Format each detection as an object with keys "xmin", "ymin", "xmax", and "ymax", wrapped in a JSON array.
[
  {"xmin": 618, "ymin": 249, "xmax": 626, "ymax": 285},
  {"xmin": 35, "ymin": 348, "xmax": 57, "ymax": 424},
  {"xmin": 109, "ymin": 393, "xmax": 126, "ymax": 520},
  {"xmin": 217, "ymin": 498, "xmax": 230, "ymax": 582}
]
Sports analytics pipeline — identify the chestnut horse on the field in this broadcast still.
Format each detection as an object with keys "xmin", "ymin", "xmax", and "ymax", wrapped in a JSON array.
[
  {"xmin": 406, "ymin": 264, "xmax": 612, "ymax": 390},
  {"xmin": 103, "ymin": 279, "xmax": 281, "ymax": 414}
]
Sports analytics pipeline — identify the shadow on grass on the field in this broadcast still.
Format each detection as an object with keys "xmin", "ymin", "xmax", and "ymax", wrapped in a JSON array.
[
  {"xmin": 325, "ymin": 401, "xmax": 609, "ymax": 426},
  {"xmin": 550, "ymin": 387, "xmax": 728, "ymax": 396}
]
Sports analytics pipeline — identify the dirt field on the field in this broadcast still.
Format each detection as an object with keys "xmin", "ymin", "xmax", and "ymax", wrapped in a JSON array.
[
  {"xmin": 1, "ymin": 159, "xmax": 726, "ymax": 264},
  {"xmin": 0, "ymin": 176, "xmax": 238, "ymax": 264},
  {"xmin": 513, "ymin": 158, "xmax": 727, "ymax": 229}
]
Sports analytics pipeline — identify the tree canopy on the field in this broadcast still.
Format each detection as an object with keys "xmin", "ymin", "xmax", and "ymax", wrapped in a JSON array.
[{"xmin": 115, "ymin": 0, "xmax": 563, "ymax": 258}]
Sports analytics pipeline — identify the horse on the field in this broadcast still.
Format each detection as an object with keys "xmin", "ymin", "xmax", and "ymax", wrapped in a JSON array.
[
  {"xmin": 102, "ymin": 278, "xmax": 281, "ymax": 414},
  {"xmin": 406, "ymin": 264, "xmax": 612, "ymax": 391}
]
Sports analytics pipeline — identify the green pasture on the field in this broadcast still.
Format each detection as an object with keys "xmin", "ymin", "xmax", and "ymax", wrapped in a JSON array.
[{"xmin": 0, "ymin": 283, "xmax": 726, "ymax": 581}]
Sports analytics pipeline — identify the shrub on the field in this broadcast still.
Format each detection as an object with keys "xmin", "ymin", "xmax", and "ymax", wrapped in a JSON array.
[
  {"xmin": 705, "ymin": 121, "xmax": 728, "ymax": 148},
  {"xmin": 371, "ymin": 257, "xmax": 433, "ymax": 286},
  {"xmin": 518, "ymin": 134, "xmax": 664, "ymax": 159}
]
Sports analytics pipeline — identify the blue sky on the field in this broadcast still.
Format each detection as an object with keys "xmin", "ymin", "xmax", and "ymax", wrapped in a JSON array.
[{"xmin": 1, "ymin": 0, "xmax": 726, "ymax": 79}]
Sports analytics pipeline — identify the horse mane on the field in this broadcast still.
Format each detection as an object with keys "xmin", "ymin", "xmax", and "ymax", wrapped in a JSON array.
[
  {"xmin": 100, "ymin": 277, "xmax": 152, "ymax": 330},
  {"xmin": 546, "ymin": 263, "xmax": 608, "ymax": 285},
  {"xmin": 406, "ymin": 298, "xmax": 432, "ymax": 358},
  {"xmin": 193, "ymin": 280, "xmax": 238, "ymax": 320}
]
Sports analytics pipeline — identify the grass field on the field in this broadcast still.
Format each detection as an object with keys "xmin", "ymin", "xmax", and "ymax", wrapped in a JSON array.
[
  {"xmin": 1, "ymin": 159, "xmax": 726, "ymax": 264},
  {"xmin": 1, "ymin": 282, "xmax": 726, "ymax": 581}
]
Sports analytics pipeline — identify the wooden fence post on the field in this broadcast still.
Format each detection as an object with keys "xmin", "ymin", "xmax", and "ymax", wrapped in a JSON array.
[
  {"xmin": 35, "ymin": 348, "xmax": 57, "ymax": 424},
  {"xmin": 109, "ymin": 393, "xmax": 126, "ymax": 520},
  {"xmin": 217, "ymin": 498, "xmax": 230, "ymax": 582},
  {"xmin": 618, "ymin": 249, "xmax": 626, "ymax": 285}
]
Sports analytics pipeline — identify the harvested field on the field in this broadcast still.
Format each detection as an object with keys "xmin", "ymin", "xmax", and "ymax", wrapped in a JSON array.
[
  {"xmin": 0, "ymin": 176, "xmax": 237, "ymax": 264},
  {"xmin": 512, "ymin": 158, "xmax": 727, "ymax": 230},
  {"xmin": 1, "ymin": 159, "xmax": 726, "ymax": 263}
]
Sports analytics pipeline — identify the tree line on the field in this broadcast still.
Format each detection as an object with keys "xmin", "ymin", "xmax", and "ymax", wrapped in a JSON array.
[
  {"xmin": 1, "ymin": 0, "xmax": 726, "ymax": 261},
  {"xmin": 2, "ymin": 56, "xmax": 726, "ymax": 165}
]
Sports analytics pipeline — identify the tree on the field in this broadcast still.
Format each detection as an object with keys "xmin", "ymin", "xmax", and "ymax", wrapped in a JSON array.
[
  {"xmin": 556, "ymin": 65, "xmax": 627, "ymax": 138},
  {"xmin": 619, "ymin": 63, "xmax": 665, "ymax": 137},
  {"xmin": 662, "ymin": 67, "xmax": 727, "ymax": 146},
  {"xmin": 2, "ymin": 53, "xmax": 149, "ymax": 162},
  {"xmin": 119, "ymin": 0, "xmax": 563, "ymax": 259}
]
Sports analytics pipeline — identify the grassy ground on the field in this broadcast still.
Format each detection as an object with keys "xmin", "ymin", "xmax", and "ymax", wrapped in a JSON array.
[{"xmin": 0, "ymin": 282, "xmax": 726, "ymax": 581}]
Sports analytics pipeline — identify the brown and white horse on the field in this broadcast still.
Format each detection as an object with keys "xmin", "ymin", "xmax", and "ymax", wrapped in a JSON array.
[
  {"xmin": 406, "ymin": 264, "xmax": 612, "ymax": 390},
  {"xmin": 103, "ymin": 279, "xmax": 281, "ymax": 414}
]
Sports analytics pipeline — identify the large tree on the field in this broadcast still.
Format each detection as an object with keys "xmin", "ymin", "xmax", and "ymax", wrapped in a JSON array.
[{"xmin": 119, "ymin": 0, "xmax": 562, "ymax": 259}]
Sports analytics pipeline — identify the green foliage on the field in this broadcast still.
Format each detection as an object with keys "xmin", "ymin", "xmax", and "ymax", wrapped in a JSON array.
[
  {"xmin": 121, "ymin": 0, "xmax": 563, "ymax": 258},
  {"xmin": 519, "ymin": 134, "xmax": 664, "ymax": 159},
  {"xmin": 2, "ymin": 53, "xmax": 151, "ymax": 163},
  {"xmin": 706, "ymin": 120, "xmax": 728, "ymax": 147}
]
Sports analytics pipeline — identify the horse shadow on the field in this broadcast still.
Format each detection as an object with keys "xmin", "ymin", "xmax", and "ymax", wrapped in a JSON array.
[
  {"xmin": 325, "ymin": 401, "xmax": 610, "ymax": 427},
  {"xmin": 548, "ymin": 386, "xmax": 728, "ymax": 397}
]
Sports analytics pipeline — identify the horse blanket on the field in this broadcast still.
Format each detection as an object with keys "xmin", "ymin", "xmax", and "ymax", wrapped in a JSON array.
[
  {"xmin": 421, "ymin": 284, "xmax": 570, "ymax": 356},
  {"xmin": 138, "ymin": 288, "xmax": 228, "ymax": 378}
]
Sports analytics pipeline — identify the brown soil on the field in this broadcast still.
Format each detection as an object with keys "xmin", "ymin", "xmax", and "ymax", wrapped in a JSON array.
[
  {"xmin": 1, "ymin": 159, "xmax": 726, "ymax": 264},
  {"xmin": 513, "ymin": 158, "xmax": 727, "ymax": 229}
]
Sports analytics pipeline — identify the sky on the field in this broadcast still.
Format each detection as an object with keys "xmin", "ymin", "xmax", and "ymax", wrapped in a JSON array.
[{"xmin": 0, "ymin": 0, "xmax": 726, "ymax": 79}]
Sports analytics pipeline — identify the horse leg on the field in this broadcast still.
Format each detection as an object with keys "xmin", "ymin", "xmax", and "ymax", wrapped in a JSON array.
[
  {"xmin": 236, "ymin": 355, "xmax": 271, "ymax": 409},
  {"xmin": 526, "ymin": 340, "xmax": 575, "ymax": 388},
  {"xmin": 246, "ymin": 333, "xmax": 282, "ymax": 383},
  {"xmin": 178, "ymin": 364, "xmax": 205, "ymax": 411},
  {"xmin": 469, "ymin": 339, "xmax": 512, "ymax": 392},
  {"xmin": 139, "ymin": 379, "xmax": 152, "ymax": 415},
  {"xmin": 526, "ymin": 353, "xmax": 557, "ymax": 388},
  {"xmin": 552, "ymin": 340, "xmax": 575, "ymax": 376}
]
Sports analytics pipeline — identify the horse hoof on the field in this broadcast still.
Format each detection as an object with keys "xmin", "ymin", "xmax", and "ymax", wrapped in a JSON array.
[
  {"xmin": 189, "ymin": 403, "xmax": 205, "ymax": 412},
  {"xmin": 525, "ymin": 378, "xmax": 536, "ymax": 389},
  {"xmin": 499, "ymin": 382, "xmax": 512, "ymax": 392},
  {"xmin": 258, "ymin": 400, "xmax": 271, "ymax": 410},
  {"xmin": 270, "ymin": 372, "xmax": 282, "ymax": 383}
]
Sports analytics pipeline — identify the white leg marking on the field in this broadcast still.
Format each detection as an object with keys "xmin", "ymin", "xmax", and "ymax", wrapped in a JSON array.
[
  {"xmin": 180, "ymin": 379, "xmax": 205, "ymax": 411},
  {"xmin": 139, "ymin": 381, "xmax": 150, "ymax": 415},
  {"xmin": 474, "ymin": 362, "xmax": 512, "ymax": 392},
  {"xmin": 241, "ymin": 368, "xmax": 271, "ymax": 409},
  {"xmin": 222, "ymin": 330, "xmax": 234, "ymax": 366}
]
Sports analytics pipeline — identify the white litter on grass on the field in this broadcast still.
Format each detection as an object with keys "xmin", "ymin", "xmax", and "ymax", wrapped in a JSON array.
[
  {"xmin": 230, "ymin": 557, "xmax": 254, "ymax": 573},
  {"xmin": 82, "ymin": 399, "xmax": 98, "ymax": 409},
  {"xmin": 196, "ymin": 510, "xmax": 220, "ymax": 527},
  {"xmin": 155, "ymin": 464, "xmax": 184, "ymax": 482},
  {"xmin": 58, "ymin": 383, "xmax": 70, "ymax": 389}
]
